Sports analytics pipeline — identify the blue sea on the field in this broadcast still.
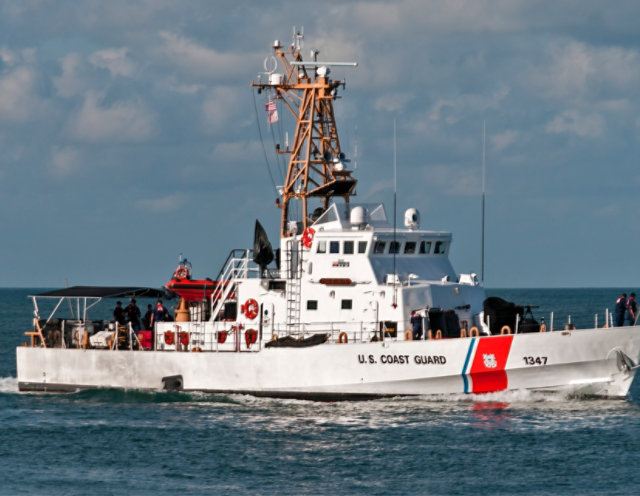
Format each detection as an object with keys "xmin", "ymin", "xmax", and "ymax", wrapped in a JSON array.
[{"xmin": 1, "ymin": 288, "xmax": 640, "ymax": 495}]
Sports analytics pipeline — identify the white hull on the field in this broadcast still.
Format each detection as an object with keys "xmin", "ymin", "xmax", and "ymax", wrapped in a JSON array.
[{"xmin": 17, "ymin": 326, "xmax": 640, "ymax": 399}]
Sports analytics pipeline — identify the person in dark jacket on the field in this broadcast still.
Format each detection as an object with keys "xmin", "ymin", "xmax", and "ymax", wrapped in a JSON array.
[
  {"xmin": 143, "ymin": 304, "xmax": 153, "ymax": 330},
  {"xmin": 615, "ymin": 293, "xmax": 627, "ymax": 327},
  {"xmin": 126, "ymin": 299, "xmax": 142, "ymax": 332},
  {"xmin": 410, "ymin": 310, "xmax": 423, "ymax": 340},
  {"xmin": 626, "ymin": 293, "xmax": 637, "ymax": 326},
  {"xmin": 113, "ymin": 301, "xmax": 126, "ymax": 325}
]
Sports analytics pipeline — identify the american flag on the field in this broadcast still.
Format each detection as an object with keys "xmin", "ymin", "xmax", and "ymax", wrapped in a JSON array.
[{"xmin": 264, "ymin": 99, "xmax": 278, "ymax": 124}]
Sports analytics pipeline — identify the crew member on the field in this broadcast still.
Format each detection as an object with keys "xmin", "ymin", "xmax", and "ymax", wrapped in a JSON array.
[
  {"xmin": 126, "ymin": 298, "xmax": 142, "ymax": 332},
  {"xmin": 410, "ymin": 310, "xmax": 423, "ymax": 340},
  {"xmin": 615, "ymin": 293, "xmax": 627, "ymax": 327},
  {"xmin": 626, "ymin": 293, "xmax": 637, "ymax": 326},
  {"xmin": 113, "ymin": 301, "xmax": 126, "ymax": 325}
]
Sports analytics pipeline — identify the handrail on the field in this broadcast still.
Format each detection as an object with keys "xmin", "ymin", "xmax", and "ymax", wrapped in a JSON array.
[{"xmin": 211, "ymin": 249, "xmax": 261, "ymax": 320}]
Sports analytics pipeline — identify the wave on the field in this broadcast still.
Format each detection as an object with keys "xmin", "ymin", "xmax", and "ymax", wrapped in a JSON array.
[{"xmin": 0, "ymin": 376, "xmax": 18, "ymax": 393}]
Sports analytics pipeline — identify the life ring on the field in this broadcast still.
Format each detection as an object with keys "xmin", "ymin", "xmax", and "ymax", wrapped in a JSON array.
[
  {"xmin": 469, "ymin": 326, "xmax": 479, "ymax": 337},
  {"xmin": 434, "ymin": 329, "xmax": 442, "ymax": 340},
  {"xmin": 242, "ymin": 298, "xmax": 259, "ymax": 320},
  {"xmin": 500, "ymin": 325, "xmax": 512, "ymax": 335},
  {"xmin": 540, "ymin": 323, "xmax": 547, "ymax": 332},
  {"xmin": 460, "ymin": 328, "xmax": 468, "ymax": 338},
  {"xmin": 217, "ymin": 331, "xmax": 228, "ymax": 344},
  {"xmin": 301, "ymin": 227, "xmax": 315, "ymax": 249},
  {"xmin": 164, "ymin": 331, "xmax": 175, "ymax": 345},
  {"xmin": 245, "ymin": 329, "xmax": 258, "ymax": 347},
  {"xmin": 174, "ymin": 266, "xmax": 189, "ymax": 279},
  {"xmin": 404, "ymin": 329, "xmax": 413, "ymax": 341},
  {"xmin": 179, "ymin": 331, "xmax": 189, "ymax": 347},
  {"xmin": 338, "ymin": 332, "xmax": 348, "ymax": 343}
]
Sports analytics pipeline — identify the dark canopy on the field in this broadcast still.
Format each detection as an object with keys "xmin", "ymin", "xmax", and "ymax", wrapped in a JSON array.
[{"xmin": 32, "ymin": 286, "xmax": 169, "ymax": 299}]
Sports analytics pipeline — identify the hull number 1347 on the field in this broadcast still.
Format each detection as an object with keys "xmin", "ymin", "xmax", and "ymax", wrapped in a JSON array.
[{"xmin": 523, "ymin": 356, "xmax": 548, "ymax": 365}]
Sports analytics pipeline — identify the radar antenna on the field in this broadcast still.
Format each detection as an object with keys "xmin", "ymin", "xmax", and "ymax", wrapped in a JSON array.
[{"xmin": 252, "ymin": 34, "xmax": 358, "ymax": 238}]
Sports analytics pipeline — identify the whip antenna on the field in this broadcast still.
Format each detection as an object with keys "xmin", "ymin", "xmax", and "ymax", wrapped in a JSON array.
[{"xmin": 481, "ymin": 120, "xmax": 486, "ymax": 283}]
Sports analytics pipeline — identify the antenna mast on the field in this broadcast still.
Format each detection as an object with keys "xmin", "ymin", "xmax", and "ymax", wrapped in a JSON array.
[
  {"xmin": 251, "ymin": 31, "xmax": 358, "ymax": 238},
  {"xmin": 481, "ymin": 121, "xmax": 486, "ymax": 283}
]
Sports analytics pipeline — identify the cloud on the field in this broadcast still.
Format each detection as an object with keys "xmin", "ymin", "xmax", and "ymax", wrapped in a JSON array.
[
  {"xmin": 420, "ymin": 164, "xmax": 479, "ymax": 196},
  {"xmin": 491, "ymin": 130, "xmax": 519, "ymax": 151},
  {"xmin": 373, "ymin": 92, "xmax": 413, "ymax": 113},
  {"xmin": 534, "ymin": 40, "xmax": 640, "ymax": 102},
  {"xmin": 211, "ymin": 140, "xmax": 262, "ymax": 165},
  {"xmin": 0, "ymin": 64, "xmax": 42, "ymax": 123},
  {"xmin": 167, "ymin": 81, "xmax": 203, "ymax": 94},
  {"xmin": 68, "ymin": 91, "xmax": 155, "ymax": 143},
  {"xmin": 202, "ymin": 86, "xmax": 244, "ymax": 133},
  {"xmin": 157, "ymin": 31, "xmax": 247, "ymax": 81},
  {"xmin": 53, "ymin": 53, "xmax": 87, "ymax": 98},
  {"xmin": 0, "ymin": 47, "xmax": 17, "ymax": 66},
  {"xmin": 545, "ymin": 110, "xmax": 604, "ymax": 138},
  {"xmin": 89, "ymin": 47, "xmax": 136, "ymax": 78},
  {"xmin": 49, "ymin": 145, "xmax": 81, "ymax": 177},
  {"xmin": 135, "ymin": 193, "xmax": 185, "ymax": 212},
  {"xmin": 429, "ymin": 87, "xmax": 510, "ymax": 125}
]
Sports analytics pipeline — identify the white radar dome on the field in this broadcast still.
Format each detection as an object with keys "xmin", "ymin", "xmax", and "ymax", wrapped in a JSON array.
[
  {"xmin": 404, "ymin": 208, "xmax": 420, "ymax": 230},
  {"xmin": 350, "ymin": 206, "xmax": 367, "ymax": 227}
]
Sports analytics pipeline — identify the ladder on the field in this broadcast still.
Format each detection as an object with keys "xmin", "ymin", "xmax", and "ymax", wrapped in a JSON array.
[{"xmin": 285, "ymin": 238, "xmax": 302, "ymax": 331}]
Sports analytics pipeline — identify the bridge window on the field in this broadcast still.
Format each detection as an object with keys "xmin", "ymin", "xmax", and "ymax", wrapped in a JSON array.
[
  {"xmin": 389, "ymin": 241, "xmax": 400, "ymax": 254},
  {"xmin": 307, "ymin": 300, "xmax": 318, "ymax": 310},
  {"xmin": 435, "ymin": 241, "xmax": 447, "ymax": 254},
  {"xmin": 330, "ymin": 241, "xmax": 340, "ymax": 254},
  {"xmin": 374, "ymin": 241, "xmax": 386, "ymax": 254},
  {"xmin": 317, "ymin": 240, "xmax": 326, "ymax": 254},
  {"xmin": 344, "ymin": 241, "xmax": 354, "ymax": 254},
  {"xmin": 419, "ymin": 241, "xmax": 432, "ymax": 254},
  {"xmin": 358, "ymin": 241, "xmax": 368, "ymax": 254},
  {"xmin": 404, "ymin": 241, "xmax": 416, "ymax": 254},
  {"xmin": 341, "ymin": 299, "xmax": 352, "ymax": 310}
]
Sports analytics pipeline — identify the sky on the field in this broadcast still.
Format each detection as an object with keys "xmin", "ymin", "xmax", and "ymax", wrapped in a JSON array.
[{"xmin": 1, "ymin": 0, "xmax": 639, "ymax": 289}]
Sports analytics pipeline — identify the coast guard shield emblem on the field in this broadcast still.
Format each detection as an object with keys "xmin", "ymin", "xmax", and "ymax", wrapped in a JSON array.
[{"xmin": 483, "ymin": 353, "xmax": 498, "ymax": 368}]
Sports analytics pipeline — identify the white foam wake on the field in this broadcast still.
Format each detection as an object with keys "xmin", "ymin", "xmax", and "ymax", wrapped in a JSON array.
[{"xmin": 0, "ymin": 376, "xmax": 18, "ymax": 394}]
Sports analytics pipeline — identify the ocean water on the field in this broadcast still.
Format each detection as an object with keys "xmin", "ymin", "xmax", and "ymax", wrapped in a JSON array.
[{"xmin": 1, "ymin": 288, "xmax": 640, "ymax": 495}]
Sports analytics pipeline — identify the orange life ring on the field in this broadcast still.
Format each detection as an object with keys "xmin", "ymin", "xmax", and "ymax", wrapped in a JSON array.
[
  {"xmin": 242, "ymin": 298, "xmax": 259, "ymax": 320},
  {"xmin": 174, "ymin": 266, "xmax": 189, "ymax": 279},
  {"xmin": 404, "ymin": 329, "xmax": 413, "ymax": 341},
  {"xmin": 469, "ymin": 326, "xmax": 479, "ymax": 337},
  {"xmin": 179, "ymin": 331, "xmax": 189, "ymax": 347},
  {"xmin": 540, "ymin": 323, "xmax": 547, "ymax": 332},
  {"xmin": 301, "ymin": 227, "xmax": 315, "ymax": 249},
  {"xmin": 217, "ymin": 331, "xmax": 228, "ymax": 344},
  {"xmin": 500, "ymin": 325, "xmax": 512, "ymax": 335},
  {"xmin": 338, "ymin": 332, "xmax": 348, "ymax": 343},
  {"xmin": 245, "ymin": 329, "xmax": 258, "ymax": 347},
  {"xmin": 164, "ymin": 331, "xmax": 175, "ymax": 345},
  {"xmin": 434, "ymin": 329, "xmax": 442, "ymax": 340}
]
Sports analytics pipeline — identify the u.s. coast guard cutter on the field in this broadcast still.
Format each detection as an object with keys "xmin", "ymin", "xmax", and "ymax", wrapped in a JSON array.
[{"xmin": 16, "ymin": 33, "xmax": 640, "ymax": 399}]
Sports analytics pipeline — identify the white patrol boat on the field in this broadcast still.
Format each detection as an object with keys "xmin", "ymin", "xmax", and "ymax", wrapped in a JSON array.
[{"xmin": 16, "ymin": 33, "xmax": 640, "ymax": 400}]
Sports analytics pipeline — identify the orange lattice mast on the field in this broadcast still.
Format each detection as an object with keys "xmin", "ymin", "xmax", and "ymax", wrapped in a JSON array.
[{"xmin": 251, "ymin": 30, "xmax": 358, "ymax": 238}]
